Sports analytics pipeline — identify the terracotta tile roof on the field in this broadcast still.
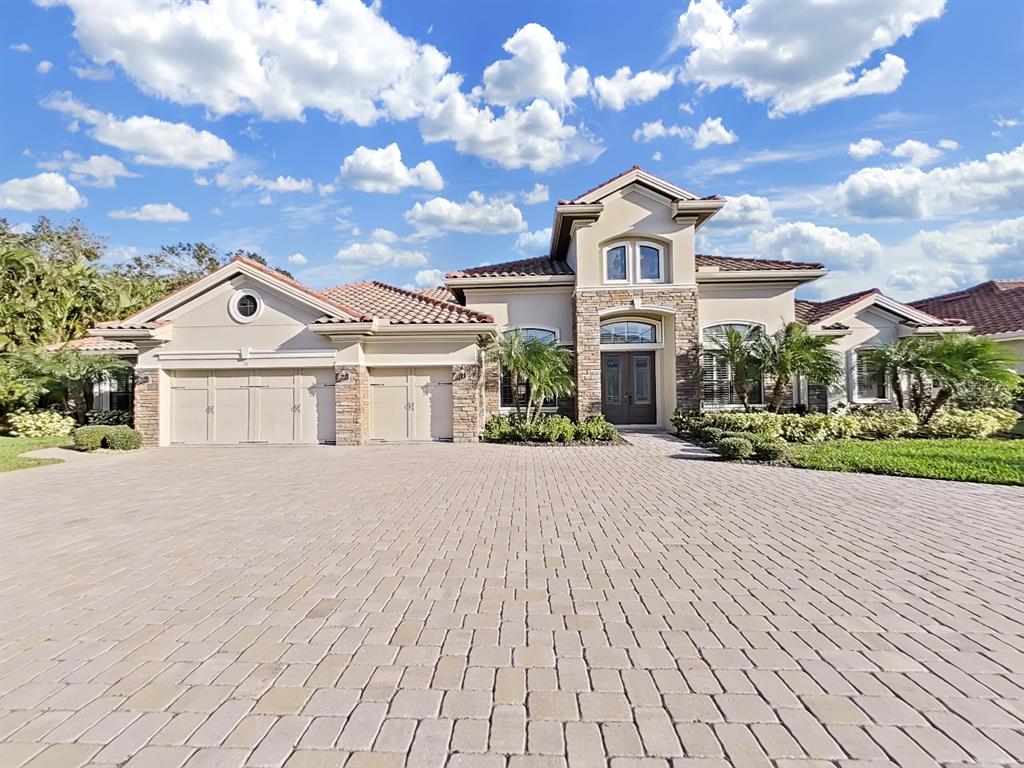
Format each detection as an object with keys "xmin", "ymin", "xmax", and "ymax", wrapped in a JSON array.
[
  {"xmin": 794, "ymin": 289, "xmax": 880, "ymax": 324},
  {"xmin": 44, "ymin": 337, "xmax": 137, "ymax": 353},
  {"xmin": 696, "ymin": 254, "xmax": 825, "ymax": 272},
  {"xmin": 446, "ymin": 256, "xmax": 575, "ymax": 279},
  {"xmin": 417, "ymin": 285, "xmax": 458, "ymax": 303},
  {"xmin": 94, "ymin": 320, "xmax": 167, "ymax": 330},
  {"xmin": 319, "ymin": 281, "xmax": 494, "ymax": 324},
  {"xmin": 910, "ymin": 279, "xmax": 1024, "ymax": 335}
]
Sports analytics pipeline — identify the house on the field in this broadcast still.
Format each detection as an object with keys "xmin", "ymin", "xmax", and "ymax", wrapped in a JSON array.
[
  {"xmin": 88, "ymin": 166, "xmax": 976, "ymax": 446},
  {"xmin": 911, "ymin": 281, "xmax": 1024, "ymax": 373}
]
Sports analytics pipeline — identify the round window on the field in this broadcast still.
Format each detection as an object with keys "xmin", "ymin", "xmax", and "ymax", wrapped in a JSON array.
[{"xmin": 237, "ymin": 294, "xmax": 258, "ymax": 317}]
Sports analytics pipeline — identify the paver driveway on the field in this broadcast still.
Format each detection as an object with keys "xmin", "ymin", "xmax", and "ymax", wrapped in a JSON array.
[{"xmin": 2, "ymin": 434, "xmax": 1023, "ymax": 768}]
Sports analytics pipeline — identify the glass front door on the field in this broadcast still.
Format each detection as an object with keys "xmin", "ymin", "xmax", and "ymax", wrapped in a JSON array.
[{"xmin": 601, "ymin": 351, "xmax": 656, "ymax": 424}]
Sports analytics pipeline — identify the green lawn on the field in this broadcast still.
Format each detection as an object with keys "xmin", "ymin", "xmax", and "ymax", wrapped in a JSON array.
[
  {"xmin": 0, "ymin": 436, "xmax": 72, "ymax": 473},
  {"xmin": 786, "ymin": 438, "xmax": 1024, "ymax": 486}
]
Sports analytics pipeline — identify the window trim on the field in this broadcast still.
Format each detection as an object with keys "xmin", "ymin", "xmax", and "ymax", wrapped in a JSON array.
[
  {"xmin": 850, "ymin": 347, "xmax": 891, "ymax": 403},
  {"xmin": 635, "ymin": 241, "xmax": 665, "ymax": 284},
  {"xmin": 229, "ymin": 289, "xmax": 264, "ymax": 324},
  {"xmin": 700, "ymin": 321, "xmax": 766, "ymax": 409},
  {"xmin": 599, "ymin": 317, "xmax": 663, "ymax": 350},
  {"xmin": 602, "ymin": 243, "xmax": 630, "ymax": 284}
]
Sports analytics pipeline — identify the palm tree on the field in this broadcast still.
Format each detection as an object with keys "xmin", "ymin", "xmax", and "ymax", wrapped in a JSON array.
[
  {"xmin": 523, "ymin": 343, "xmax": 575, "ymax": 424},
  {"xmin": 753, "ymin": 322, "xmax": 844, "ymax": 412},
  {"xmin": 863, "ymin": 338, "xmax": 929, "ymax": 411},
  {"xmin": 915, "ymin": 335, "xmax": 1018, "ymax": 425},
  {"xmin": 703, "ymin": 325, "xmax": 762, "ymax": 411}
]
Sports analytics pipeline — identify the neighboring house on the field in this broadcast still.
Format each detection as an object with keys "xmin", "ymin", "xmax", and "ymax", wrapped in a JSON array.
[
  {"xmin": 86, "ymin": 166, "xmax": 978, "ymax": 446},
  {"xmin": 911, "ymin": 280, "xmax": 1024, "ymax": 373},
  {"xmin": 44, "ymin": 336, "xmax": 138, "ymax": 413}
]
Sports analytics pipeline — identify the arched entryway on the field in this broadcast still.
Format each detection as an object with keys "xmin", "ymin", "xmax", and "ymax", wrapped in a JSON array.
[{"xmin": 597, "ymin": 311, "xmax": 672, "ymax": 426}]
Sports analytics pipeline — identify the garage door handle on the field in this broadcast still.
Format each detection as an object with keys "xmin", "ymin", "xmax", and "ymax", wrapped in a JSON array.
[
  {"xmin": 291, "ymin": 404, "xmax": 301, "ymax": 413},
  {"xmin": 205, "ymin": 405, "xmax": 215, "ymax": 414}
]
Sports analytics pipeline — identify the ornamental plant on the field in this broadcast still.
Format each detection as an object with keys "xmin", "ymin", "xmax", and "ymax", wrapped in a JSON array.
[{"xmin": 6, "ymin": 408, "xmax": 75, "ymax": 437}]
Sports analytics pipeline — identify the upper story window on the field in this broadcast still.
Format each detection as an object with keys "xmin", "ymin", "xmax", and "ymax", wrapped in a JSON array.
[{"xmin": 603, "ymin": 241, "xmax": 666, "ymax": 284}]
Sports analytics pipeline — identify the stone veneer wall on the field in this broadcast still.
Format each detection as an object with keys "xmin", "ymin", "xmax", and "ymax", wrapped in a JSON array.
[
  {"xmin": 574, "ymin": 287, "xmax": 701, "ymax": 418},
  {"xmin": 482, "ymin": 354, "xmax": 501, "ymax": 421},
  {"xmin": 452, "ymin": 363, "xmax": 482, "ymax": 442},
  {"xmin": 334, "ymin": 364, "xmax": 368, "ymax": 445},
  {"xmin": 133, "ymin": 367, "xmax": 160, "ymax": 447}
]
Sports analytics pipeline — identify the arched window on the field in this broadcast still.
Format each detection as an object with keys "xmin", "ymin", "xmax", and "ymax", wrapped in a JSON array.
[
  {"xmin": 701, "ymin": 323, "xmax": 764, "ymax": 407},
  {"xmin": 499, "ymin": 327, "xmax": 558, "ymax": 409},
  {"xmin": 603, "ymin": 242, "xmax": 665, "ymax": 284},
  {"xmin": 600, "ymin": 320, "xmax": 656, "ymax": 345}
]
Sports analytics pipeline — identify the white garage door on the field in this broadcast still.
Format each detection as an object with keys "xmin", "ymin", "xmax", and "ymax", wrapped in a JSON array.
[
  {"xmin": 369, "ymin": 367, "xmax": 453, "ymax": 442},
  {"xmin": 171, "ymin": 369, "xmax": 335, "ymax": 445}
]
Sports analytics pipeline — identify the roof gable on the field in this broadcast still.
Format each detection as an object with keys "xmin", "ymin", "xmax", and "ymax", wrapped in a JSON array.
[
  {"xmin": 797, "ymin": 288, "xmax": 950, "ymax": 327},
  {"xmin": 568, "ymin": 166, "xmax": 705, "ymax": 204}
]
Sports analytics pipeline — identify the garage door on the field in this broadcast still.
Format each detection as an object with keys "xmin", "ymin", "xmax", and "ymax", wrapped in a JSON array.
[
  {"xmin": 171, "ymin": 369, "xmax": 335, "ymax": 445},
  {"xmin": 369, "ymin": 367, "xmax": 453, "ymax": 441}
]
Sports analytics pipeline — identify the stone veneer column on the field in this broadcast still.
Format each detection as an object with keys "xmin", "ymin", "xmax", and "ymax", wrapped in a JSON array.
[
  {"xmin": 334, "ymin": 364, "xmax": 368, "ymax": 445},
  {"xmin": 452, "ymin": 362, "xmax": 482, "ymax": 442},
  {"xmin": 481, "ymin": 354, "xmax": 501, "ymax": 421},
  {"xmin": 573, "ymin": 287, "xmax": 702, "ymax": 419},
  {"xmin": 133, "ymin": 367, "xmax": 160, "ymax": 446}
]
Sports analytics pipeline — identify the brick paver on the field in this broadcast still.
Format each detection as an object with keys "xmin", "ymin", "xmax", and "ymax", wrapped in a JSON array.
[{"xmin": 1, "ymin": 434, "xmax": 1022, "ymax": 767}]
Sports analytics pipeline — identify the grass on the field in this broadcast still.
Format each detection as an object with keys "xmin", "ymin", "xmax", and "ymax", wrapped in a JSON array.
[
  {"xmin": 785, "ymin": 438, "xmax": 1024, "ymax": 486},
  {"xmin": 0, "ymin": 435, "xmax": 72, "ymax": 473}
]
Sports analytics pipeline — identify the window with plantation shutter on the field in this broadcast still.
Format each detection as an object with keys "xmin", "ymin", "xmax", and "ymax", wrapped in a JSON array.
[
  {"xmin": 499, "ymin": 328, "xmax": 557, "ymax": 409},
  {"xmin": 854, "ymin": 350, "xmax": 887, "ymax": 400},
  {"xmin": 701, "ymin": 323, "xmax": 764, "ymax": 407}
]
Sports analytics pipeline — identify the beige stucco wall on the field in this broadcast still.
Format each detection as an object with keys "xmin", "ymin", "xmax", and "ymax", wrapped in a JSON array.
[
  {"xmin": 825, "ymin": 307, "xmax": 902, "ymax": 405},
  {"xmin": 463, "ymin": 287, "xmax": 574, "ymax": 342},
  {"xmin": 573, "ymin": 189, "xmax": 697, "ymax": 288},
  {"xmin": 997, "ymin": 338, "xmax": 1024, "ymax": 373},
  {"xmin": 362, "ymin": 339, "xmax": 480, "ymax": 367},
  {"xmin": 698, "ymin": 284, "xmax": 796, "ymax": 333}
]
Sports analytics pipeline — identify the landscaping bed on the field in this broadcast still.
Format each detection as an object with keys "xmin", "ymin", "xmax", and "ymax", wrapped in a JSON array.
[
  {"xmin": 482, "ymin": 413, "xmax": 619, "ymax": 444},
  {"xmin": 785, "ymin": 439, "xmax": 1024, "ymax": 486},
  {"xmin": 0, "ymin": 435, "xmax": 72, "ymax": 473}
]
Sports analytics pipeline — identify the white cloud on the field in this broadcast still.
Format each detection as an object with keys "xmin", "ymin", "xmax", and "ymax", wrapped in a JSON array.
[
  {"xmin": 405, "ymin": 191, "xmax": 527, "ymax": 238},
  {"xmin": 679, "ymin": 101, "xmax": 694, "ymax": 114},
  {"xmin": 521, "ymin": 183, "xmax": 549, "ymax": 205},
  {"xmin": 36, "ymin": 60, "xmax": 53, "ymax": 74},
  {"xmin": 238, "ymin": 174, "xmax": 313, "ymax": 193},
  {"xmin": 108, "ymin": 202, "xmax": 189, "ymax": 222},
  {"xmin": 652, "ymin": 151, "xmax": 662, "ymax": 162},
  {"xmin": 43, "ymin": 92, "xmax": 234, "ymax": 170},
  {"xmin": 334, "ymin": 241, "xmax": 428, "ymax": 268},
  {"xmin": 515, "ymin": 228, "xmax": 552, "ymax": 256},
  {"xmin": 671, "ymin": 0, "xmax": 945, "ymax": 117},
  {"xmin": 71, "ymin": 64, "xmax": 113, "ymax": 81},
  {"xmin": 848, "ymin": 138, "xmax": 884, "ymax": 160},
  {"xmin": 593, "ymin": 67, "xmax": 675, "ymax": 110},
  {"xmin": 836, "ymin": 144, "xmax": 1024, "ymax": 219},
  {"xmin": 317, "ymin": 183, "xmax": 336, "ymax": 196},
  {"xmin": 340, "ymin": 143, "xmax": 444, "ymax": 193},
  {"xmin": 70, "ymin": 154, "xmax": 138, "ymax": 188},
  {"xmin": 704, "ymin": 194, "xmax": 774, "ymax": 233},
  {"xmin": 258, "ymin": 193, "xmax": 272, "ymax": 205},
  {"xmin": 10, "ymin": 43, "xmax": 31, "ymax": 53},
  {"xmin": 887, "ymin": 264, "xmax": 984, "ymax": 296},
  {"xmin": 938, "ymin": 139, "xmax": 959, "ymax": 151},
  {"xmin": 413, "ymin": 268, "xmax": 445, "ymax": 287},
  {"xmin": 632, "ymin": 116, "xmax": 737, "ymax": 149},
  {"xmin": 287, "ymin": 253, "xmax": 308, "ymax": 265},
  {"xmin": 480, "ymin": 23, "xmax": 589, "ymax": 107},
  {"xmin": 0, "ymin": 173, "xmax": 86, "ymax": 211},
  {"xmin": 370, "ymin": 228, "xmax": 399, "ymax": 243},
  {"xmin": 194, "ymin": 175, "xmax": 210, "ymax": 186},
  {"xmin": 994, "ymin": 115, "xmax": 1021, "ymax": 129},
  {"xmin": 890, "ymin": 139, "xmax": 943, "ymax": 167},
  {"xmin": 749, "ymin": 221, "xmax": 882, "ymax": 271}
]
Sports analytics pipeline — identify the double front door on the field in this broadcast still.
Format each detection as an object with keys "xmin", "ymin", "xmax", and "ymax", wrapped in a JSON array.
[{"xmin": 601, "ymin": 351, "xmax": 656, "ymax": 425}]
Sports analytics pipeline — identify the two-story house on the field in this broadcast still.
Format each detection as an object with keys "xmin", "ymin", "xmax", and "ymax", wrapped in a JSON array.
[{"xmin": 88, "ymin": 166, "xmax": 967, "ymax": 446}]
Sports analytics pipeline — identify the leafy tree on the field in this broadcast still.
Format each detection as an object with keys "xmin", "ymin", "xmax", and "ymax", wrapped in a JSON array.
[
  {"xmin": 753, "ymin": 323, "xmax": 844, "ymax": 412},
  {"xmin": 704, "ymin": 326, "xmax": 763, "ymax": 411},
  {"xmin": 0, "ymin": 216, "xmax": 105, "ymax": 264}
]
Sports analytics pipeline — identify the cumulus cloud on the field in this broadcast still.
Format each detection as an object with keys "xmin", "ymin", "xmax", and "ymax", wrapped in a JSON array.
[
  {"xmin": 370, "ymin": 228, "xmax": 399, "ymax": 243},
  {"xmin": 38, "ymin": 151, "xmax": 139, "ymax": 188},
  {"xmin": 749, "ymin": 221, "xmax": 882, "ymax": 271},
  {"xmin": 36, "ymin": 60, "xmax": 54, "ymax": 75},
  {"xmin": 515, "ymin": 228, "xmax": 552, "ymax": 256},
  {"xmin": 334, "ymin": 241, "xmax": 428, "ymax": 268},
  {"xmin": 0, "ymin": 173, "xmax": 86, "ymax": 211},
  {"xmin": 848, "ymin": 138, "xmax": 884, "ymax": 160},
  {"xmin": 71, "ymin": 64, "xmax": 113, "ymax": 81},
  {"xmin": 704, "ymin": 194, "xmax": 774, "ymax": 233},
  {"xmin": 238, "ymin": 174, "xmax": 313, "ymax": 193},
  {"xmin": 593, "ymin": 67, "xmax": 675, "ymax": 110},
  {"xmin": 413, "ymin": 268, "xmax": 445, "ymax": 287},
  {"xmin": 10, "ymin": 43, "xmax": 31, "ymax": 53},
  {"xmin": 340, "ymin": 144, "xmax": 444, "ymax": 193},
  {"xmin": 108, "ymin": 202, "xmax": 189, "ymax": 222},
  {"xmin": 902, "ymin": 217, "xmax": 1024, "ymax": 282},
  {"xmin": 671, "ymin": 0, "xmax": 945, "ymax": 117},
  {"xmin": 480, "ymin": 23, "xmax": 589, "ymax": 107},
  {"xmin": 521, "ymin": 183, "xmax": 549, "ymax": 205},
  {"xmin": 46, "ymin": 1, "xmax": 601, "ymax": 171},
  {"xmin": 836, "ymin": 144, "xmax": 1023, "ymax": 218},
  {"xmin": 43, "ymin": 92, "xmax": 234, "ymax": 170},
  {"xmin": 404, "ymin": 191, "xmax": 527, "ymax": 238},
  {"xmin": 890, "ymin": 139, "xmax": 944, "ymax": 167},
  {"xmin": 287, "ymin": 253, "xmax": 308, "ymax": 265},
  {"xmin": 632, "ymin": 117, "xmax": 737, "ymax": 149}
]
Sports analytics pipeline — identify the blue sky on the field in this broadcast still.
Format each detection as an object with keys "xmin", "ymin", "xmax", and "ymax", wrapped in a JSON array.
[{"xmin": 2, "ymin": 0, "xmax": 1021, "ymax": 300}]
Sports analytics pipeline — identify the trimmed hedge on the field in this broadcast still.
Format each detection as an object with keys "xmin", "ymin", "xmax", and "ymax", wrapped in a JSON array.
[
  {"xmin": 482, "ymin": 413, "xmax": 617, "ymax": 443},
  {"xmin": 918, "ymin": 407, "xmax": 1019, "ymax": 439},
  {"xmin": 716, "ymin": 436, "xmax": 753, "ymax": 460},
  {"xmin": 73, "ymin": 425, "xmax": 143, "ymax": 452}
]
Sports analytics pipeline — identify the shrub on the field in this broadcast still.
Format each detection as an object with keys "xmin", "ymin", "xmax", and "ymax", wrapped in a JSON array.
[
  {"xmin": 105, "ymin": 426, "xmax": 143, "ymax": 450},
  {"xmin": 749, "ymin": 436, "xmax": 786, "ymax": 461},
  {"xmin": 716, "ymin": 436, "xmax": 753, "ymax": 460},
  {"xmin": 918, "ymin": 407, "xmax": 1019, "ymax": 439},
  {"xmin": 73, "ymin": 425, "xmax": 109, "ymax": 451},
  {"xmin": 574, "ymin": 414, "xmax": 617, "ymax": 442},
  {"xmin": 482, "ymin": 414, "xmax": 515, "ymax": 442},
  {"xmin": 854, "ymin": 409, "xmax": 917, "ymax": 439},
  {"xmin": 6, "ymin": 409, "xmax": 76, "ymax": 437},
  {"xmin": 698, "ymin": 426, "xmax": 726, "ymax": 443},
  {"xmin": 537, "ymin": 415, "xmax": 575, "ymax": 443},
  {"xmin": 86, "ymin": 409, "xmax": 132, "ymax": 426},
  {"xmin": 777, "ymin": 414, "xmax": 833, "ymax": 443},
  {"xmin": 671, "ymin": 409, "xmax": 703, "ymax": 437}
]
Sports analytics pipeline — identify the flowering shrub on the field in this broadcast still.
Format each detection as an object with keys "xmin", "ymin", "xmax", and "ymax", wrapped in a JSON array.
[{"xmin": 6, "ymin": 409, "xmax": 75, "ymax": 437}]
